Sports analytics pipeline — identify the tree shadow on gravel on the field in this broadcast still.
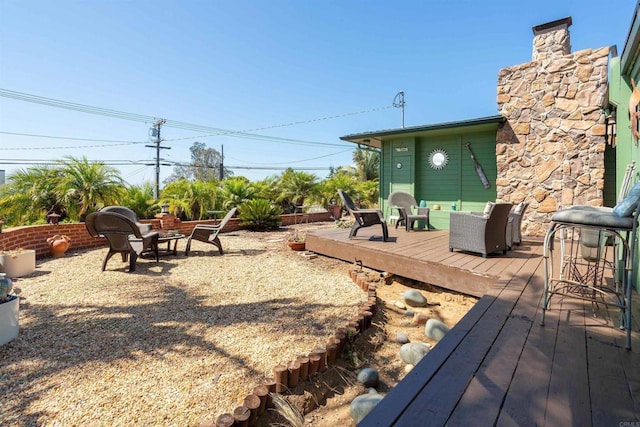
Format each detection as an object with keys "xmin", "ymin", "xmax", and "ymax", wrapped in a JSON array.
[{"xmin": 2, "ymin": 282, "xmax": 356, "ymax": 425}]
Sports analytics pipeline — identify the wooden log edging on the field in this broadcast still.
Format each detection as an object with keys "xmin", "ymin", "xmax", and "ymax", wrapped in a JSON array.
[{"xmin": 199, "ymin": 267, "xmax": 380, "ymax": 427}]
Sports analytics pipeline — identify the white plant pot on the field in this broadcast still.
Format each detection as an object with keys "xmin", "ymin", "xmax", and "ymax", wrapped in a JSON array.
[
  {"xmin": 0, "ymin": 250, "xmax": 36, "ymax": 278},
  {"xmin": 0, "ymin": 296, "xmax": 19, "ymax": 345}
]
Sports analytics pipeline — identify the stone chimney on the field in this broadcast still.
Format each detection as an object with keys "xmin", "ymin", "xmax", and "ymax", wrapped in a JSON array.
[
  {"xmin": 496, "ymin": 16, "xmax": 609, "ymax": 237},
  {"xmin": 532, "ymin": 17, "xmax": 572, "ymax": 62}
]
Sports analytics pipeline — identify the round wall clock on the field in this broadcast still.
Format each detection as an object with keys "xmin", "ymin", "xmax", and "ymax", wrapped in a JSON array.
[{"xmin": 429, "ymin": 149, "xmax": 449, "ymax": 170}]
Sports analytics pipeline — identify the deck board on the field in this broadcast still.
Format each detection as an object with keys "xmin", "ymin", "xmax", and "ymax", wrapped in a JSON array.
[{"xmin": 305, "ymin": 225, "xmax": 640, "ymax": 425}]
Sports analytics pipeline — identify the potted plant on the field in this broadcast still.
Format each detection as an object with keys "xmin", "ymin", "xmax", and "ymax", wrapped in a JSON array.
[
  {"xmin": 286, "ymin": 230, "xmax": 307, "ymax": 251},
  {"xmin": 0, "ymin": 248, "xmax": 36, "ymax": 278},
  {"xmin": 0, "ymin": 272, "xmax": 19, "ymax": 345}
]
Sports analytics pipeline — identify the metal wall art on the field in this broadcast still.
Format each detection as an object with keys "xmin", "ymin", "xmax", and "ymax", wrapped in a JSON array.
[{"xmin": 428, "ymin": 149, "xmax": 448, "ymax": 170}]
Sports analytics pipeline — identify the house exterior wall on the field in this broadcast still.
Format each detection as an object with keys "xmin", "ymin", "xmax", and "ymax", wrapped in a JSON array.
[
  {"xmin": 496, "ymin": 20, "xmax": 610, "ymax": 237},
  {"xmin": 379, "ymin": 127, "xmax": 498, "ymax": 230},
  {"xmin": 609, "ymin": 4, "xmax": 640, "ymax": 292}
]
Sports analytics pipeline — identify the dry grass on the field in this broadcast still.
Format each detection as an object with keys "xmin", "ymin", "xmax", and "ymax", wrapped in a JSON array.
[{"xmin": 0, "ymin": 224, "xmax": 366, "ymax": 427}]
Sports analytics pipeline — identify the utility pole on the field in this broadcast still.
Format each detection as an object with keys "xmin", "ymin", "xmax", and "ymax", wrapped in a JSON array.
[
  {"xmin": 219, "ymin": 144, "xmax": 224, "ymax": 181},
  {"xmin": 146, "ymin": 119, "xmax": 169, "ymax": 200}
]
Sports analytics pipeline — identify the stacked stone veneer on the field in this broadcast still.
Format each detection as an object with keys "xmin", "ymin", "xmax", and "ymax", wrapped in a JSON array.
[{"xmin": 495, "ymin": 17, "xmax": 610, "ymax": 237}]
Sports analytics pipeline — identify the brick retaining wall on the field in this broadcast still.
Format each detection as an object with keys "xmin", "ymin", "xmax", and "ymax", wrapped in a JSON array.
[{"xmin": 0, "ymin": 212, "xmax": 332, "ymax": 258}]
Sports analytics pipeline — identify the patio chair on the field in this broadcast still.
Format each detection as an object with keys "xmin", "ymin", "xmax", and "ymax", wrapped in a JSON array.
[
  {"xmin": 185, "ymin": 207, "xmax": 237, "ymax": 256},
  {"xmin": 507, "ymin": 202, "xmax": 529, "ymax": 248},
  {"xmin": 338, "ymin": 189, "xmax": 389, "ymax": 241},
  {"xmin": 100, "ymin": 205, "xmax": 152, "ymax": 233},
  {"xmin": 85, "ymin": 211, "xmax": 159, "ymax": 272},
  {"xmin": 449, "ymin": 202, "xmax": 513, "ymax": 257},
  {"xmin": 388, "ymin": 191, "xmax": 430, "ymax": 231}
]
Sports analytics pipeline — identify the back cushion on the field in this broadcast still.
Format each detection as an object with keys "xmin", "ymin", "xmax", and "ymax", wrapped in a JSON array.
[{"xmin": 483, "ymin": 202, "xmax": 495, "ymax": 218}]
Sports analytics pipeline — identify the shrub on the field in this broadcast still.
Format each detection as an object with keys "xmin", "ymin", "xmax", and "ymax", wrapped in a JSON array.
[{"xmin": 238, "ymin": 199, "xmax": 282, "ymax": 231}]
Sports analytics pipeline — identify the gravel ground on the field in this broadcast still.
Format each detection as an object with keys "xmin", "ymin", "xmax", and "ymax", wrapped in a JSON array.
[{"xmin": 0, "ymin": 224, "xmax": 366, "ymax": 427}]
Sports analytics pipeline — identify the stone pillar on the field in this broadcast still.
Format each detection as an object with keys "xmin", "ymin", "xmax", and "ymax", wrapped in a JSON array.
[
  {"xmin": 155, "ymin": 213, "xmax": 175, "ymax": 232},
  {"xmin": 496, "ymin": 17, "xmax": 609, "ymax": 237}
]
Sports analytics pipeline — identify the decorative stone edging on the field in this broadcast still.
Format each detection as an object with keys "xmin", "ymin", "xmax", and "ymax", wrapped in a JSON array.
[{"xmin": 199, "ymin": 266, "xmax": 378, "ymax": 427}]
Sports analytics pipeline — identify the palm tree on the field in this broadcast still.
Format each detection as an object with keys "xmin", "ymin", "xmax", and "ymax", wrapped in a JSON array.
[
  {"xmin": 277, "ymin": 169, "xmax": 319, "ymax": 211},
  {"xmin": 161, "ymin": 179, "xmax": 218, "ymax": 220},
  {"xmin": 220, "ymin": 177, "xmax": 257, "ymax": 210},
  {"xmin": 121, "ymin": 183, "xmax": 160, "ymax": 219},
  {"xmin": 57, "ymin": 156, "xmax": 125, "ymax": 220},
  {"xmin": 353, "ymin": 147, "xmax": 380, "ymax": 181},
  {"xmin": 356, "ymin": 179, "xmax": 380, "ymax": 208},
  {"xmin": 316, "ymin": 172, "xmax": 360, "ymax": 207},
  {"xmin": 0, "ymin": 166, "xmax": 65, "ymax": 226}
]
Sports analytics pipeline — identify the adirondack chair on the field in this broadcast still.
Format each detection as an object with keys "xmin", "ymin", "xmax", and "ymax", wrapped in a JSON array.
[
  {"xmin": 338, "ymin": 189, "xmax": 389, "ymax": 241},
  {"xmin": 185, "ymin": 207, "xmax": 237, "ymax": 255}
]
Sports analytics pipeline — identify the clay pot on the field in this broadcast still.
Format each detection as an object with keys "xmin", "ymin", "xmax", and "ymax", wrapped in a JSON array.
[
  {"xmin": 47, "ymin": 234, "xmax": 71, "ymax": 257},
  {"xmin": 286, "ymin": 241, "xmax": 306, "ymax": 251}
]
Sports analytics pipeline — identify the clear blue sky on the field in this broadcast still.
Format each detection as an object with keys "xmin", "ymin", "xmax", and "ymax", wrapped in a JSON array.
[{"xmin": 0, "ymin": 0, "xmax": 636, "ymax": 185}]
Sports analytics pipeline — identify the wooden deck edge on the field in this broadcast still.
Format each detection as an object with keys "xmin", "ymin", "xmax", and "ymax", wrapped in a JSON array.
[
  {"xmin": 359, "ymin": 252, "xmax": 542, "ymax": 426},
  {"xmin": 306, "ymin": 233, "xmax": 493, "ymax": 298}
]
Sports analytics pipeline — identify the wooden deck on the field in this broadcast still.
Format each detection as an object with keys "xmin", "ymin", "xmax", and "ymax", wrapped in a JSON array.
[{"xmin": 306, "ymin": 226, "xmax": 640, "ymax": 425}]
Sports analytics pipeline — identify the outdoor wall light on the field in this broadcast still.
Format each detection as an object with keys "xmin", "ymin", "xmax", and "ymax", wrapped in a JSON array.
[
  {"xmin": 161, "ymin": 203, "xmax": 169, "ymax": 214},
  {"xmin": 605, "ymin": 110, "xmax": 616, "ymax": 147},
  {"xmin": 46, "ymin": 212, "xmax": 61, "ymax": 225}
]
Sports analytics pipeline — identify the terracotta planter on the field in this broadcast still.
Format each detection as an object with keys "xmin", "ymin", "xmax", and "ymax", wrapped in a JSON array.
[
  {"xmin": 0, "ymin": 250, "xmax": 36, "ymax": 278},
  {"xmin": 327, "ymin": 204, "xmax": 342, "ymax": 220},
  {"xmin": 47, "ymin": 235, "xmax": 71, "ymax": 258},
  {"xmin": 286, "ymin": 241, "xmax": 306, "ymax": 251}
]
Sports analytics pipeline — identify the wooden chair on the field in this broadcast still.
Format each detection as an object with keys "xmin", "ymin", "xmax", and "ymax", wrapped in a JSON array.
[
  {"xmin": 85, "ymin": 211, "xmax": 159, "ymax": 272},
  {"xmin": 338, "ymin": 189, "xmax": 389, "ymax": 241},
  {"xmin": 185, "ymin": 207, "xmax": 237, "ymax": 256}
]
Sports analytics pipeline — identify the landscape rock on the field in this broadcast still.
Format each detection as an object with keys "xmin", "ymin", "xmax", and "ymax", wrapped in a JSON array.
[
  {"xmin": 393, "ymin": 300, "xmax": 406, "ymax": 310},
  {"xmin": 425, "ymin": 319, "xmax": 450, "ymax": 341},
  {"xmin": 402, "ymin": 289, "xmax": 428, "ymax": 307},
  {"xmin": 405, "ymin": 364, "xmax": 414, "ymax": 373},
  {"xmin": 412, "ymin": 313, "xmax": 429, "ymax": 325},
  {"xmin": 395, "ymin": 332, "xmax": 410, "ymax": 344},
  {"xmin": 357, "ymin": 368, "xmax": 379, "ymax": 388},
  {"xmin": 399, "ymin": 342, "xmax": 430, "ymax": 366},
  {"xmin": 404, "ymin": 310, "xmax": 414, "ymax": 317},
  {"xmin": 350, "ymin": 388, "xmax": 384, "ymax": 424}
]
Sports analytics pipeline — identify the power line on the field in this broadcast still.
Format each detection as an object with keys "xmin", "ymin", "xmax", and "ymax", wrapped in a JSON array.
[
  {"xmin": 225, "ymin": 149, "xmax": 353, "ymax": 166},
  {"xmin": 0, "ymin": 131, "xmax": 145, "ymax": 149},
  {"xmin": 0, "ymin": 158, "xmax": 340, "ymax": 172},
  {"xmin": 0, "ymin": 128, "xmax": 352, "ymax": 150},
  {"xmin": 0, "ymin": 88, "xmax": 381, "ymax": 148}
]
